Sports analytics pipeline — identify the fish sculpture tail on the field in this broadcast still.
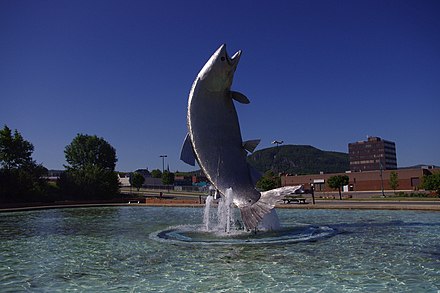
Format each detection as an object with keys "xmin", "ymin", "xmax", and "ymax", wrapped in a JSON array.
[{"xmin": 240, "ymin": 186, "xmax": 303, "ymax": 230}]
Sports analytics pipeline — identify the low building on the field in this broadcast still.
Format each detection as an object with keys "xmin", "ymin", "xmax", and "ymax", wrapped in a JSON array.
[
  {"xmin": 118, "ymin": 173, "xmax": 131, "ymax": 187},
  {"xmin": 192, "ymin": 174, "xmax": 209, "ymax": 187},
  {"xmin": 281, "ymin": 167, "xmax": 437, "ymax": 192},
  {"xmin": 44, "ymin": 169, "xmax": 64, "ymax": 183},
  {"xmin": 143, "ymin": 177, "xmax": 164, "ymax": 188},
  {"xmin": 174, "ymin": 175, "xmax": 192, "ymax": 186}
]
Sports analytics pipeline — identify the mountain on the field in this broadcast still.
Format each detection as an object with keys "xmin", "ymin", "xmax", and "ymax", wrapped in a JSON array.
[
  {"xmin": 399, "ymin": 164, "xmax": 440, "ymax": 169},
  {"xmin": 247, "ymin": 145, "xmax": 349, "ymax": 175}
]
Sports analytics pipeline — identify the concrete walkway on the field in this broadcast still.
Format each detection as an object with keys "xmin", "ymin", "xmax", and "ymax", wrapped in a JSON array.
[
  {"xmin": 276, "ymin": 200, "xmax": 440, "ymax": 211},
  {"xmin": 1, "ymin": 198, "xmax": 439, "ymax": 212}
]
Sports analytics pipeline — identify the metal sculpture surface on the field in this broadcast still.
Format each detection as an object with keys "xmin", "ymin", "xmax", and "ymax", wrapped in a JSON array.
[{"xmin": 181, "ymin": 44, "xmax": 299, "ymax": 230}]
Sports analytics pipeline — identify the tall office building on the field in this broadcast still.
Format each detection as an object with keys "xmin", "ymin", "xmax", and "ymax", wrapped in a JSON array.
[{"xmin": 349, "ymin": 136, "xmax": 397, "ymax": 171}]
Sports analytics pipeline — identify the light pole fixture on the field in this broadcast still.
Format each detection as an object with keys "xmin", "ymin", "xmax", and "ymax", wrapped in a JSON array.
[
  {"xmin": 272, "ymin": 140, "xmax": 284, "ymax": 175},
  {"xmin": 272, "ymin": 140, "xmax": 284, "ymax": 147},
  {"xmin": 159, "ymin": 155, "xmax": 167, "ymax": 174}
]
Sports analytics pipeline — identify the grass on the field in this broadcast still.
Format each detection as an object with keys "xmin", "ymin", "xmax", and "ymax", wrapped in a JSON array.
[{"xmin": 372, "ymin": 191, "xmax": 439, "ymax": 200}]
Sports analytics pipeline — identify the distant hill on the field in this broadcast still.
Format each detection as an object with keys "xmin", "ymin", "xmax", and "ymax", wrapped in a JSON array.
[
  {"xmin": 399, "ymin": 164, "xmax": 440, "ymax": 170},
  {"xmin": 247, "ymin": 145, "xmax": 349, "ymax": 175}
]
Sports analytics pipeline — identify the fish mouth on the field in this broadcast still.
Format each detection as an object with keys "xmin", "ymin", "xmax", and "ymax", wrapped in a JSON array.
[
  {"xmin": 219, "ymin": 44, "xmax": 241, "ymax": 68},
  {"xmin": 228, "ymin": 49, "xmax": 241, "ymax": 67}
]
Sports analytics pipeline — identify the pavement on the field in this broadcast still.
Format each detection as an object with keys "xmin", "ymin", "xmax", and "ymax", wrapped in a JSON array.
[
  {"xmin": 1, "ymin": 193, "xmax": 439, "ymax": 212},
  {"xmin": 275, "ymin": 199, "xmax": 440, "ymax": 211}
]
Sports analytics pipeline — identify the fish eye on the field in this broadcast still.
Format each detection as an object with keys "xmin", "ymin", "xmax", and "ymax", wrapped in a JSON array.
[
  {"xmin": 221, "ymin": 57, "xmax": 226, "ymax": 61},
  {"xmin": 248, "ymin": 199, "xmax": 252, "ymax": 203}
]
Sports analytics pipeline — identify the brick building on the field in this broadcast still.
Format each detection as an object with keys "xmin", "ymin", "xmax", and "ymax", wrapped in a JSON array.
[
  {"xmin": 281, "ymin": 167, "xmax": 437, "ymax": 192},
  {"xmin": 349, "ymin": 136, "xmax": 397, "ymax": 172}
]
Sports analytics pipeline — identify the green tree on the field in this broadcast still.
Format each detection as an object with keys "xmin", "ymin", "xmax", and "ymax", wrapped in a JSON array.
[
  {"xmin": 256, "ymin": 170, "xmax": 280, "ymax": 191},
  {"xmin": 151, "ymin": 169, "xmax": 162, "ymax": 178},
  {"xmin": 162, "ymin": 170, "xmax": 175, "ymax": 185},
  {"xmin": 327, "ymin": 175, "xmax": 349, "ymax": 200},
  {"xmin": 0, "ymin": 125, "xmax": 35, "ymax": 169},
  {"xmin": 389, "ymin": 171, "xmax": 399, "ymax": 193},
  {"xmin": 0, "ymin": 125, "xmax": 49, "ymax": 203},
  {"xmin": 59, "ymin": 134, "xmax": 119, "ymax": 199},
  {"xmin": 421, "ymin": 172, "xmax": 440, "ymax": 196},
  {"xmin": 64, "ymin": 134, "xmax": 116, "ymax": 170},
  {"xmin": 130, "ymin": 172, "xmax": 145, "ymax": 191}
]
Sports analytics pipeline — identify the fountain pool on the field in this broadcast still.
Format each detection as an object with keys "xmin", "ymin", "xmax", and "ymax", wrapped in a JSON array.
[{"xmin": 0, "ymin": 206, "xmax": 439, "ymax": 292}]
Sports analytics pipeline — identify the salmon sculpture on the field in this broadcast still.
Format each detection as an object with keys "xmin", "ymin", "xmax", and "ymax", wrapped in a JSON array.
[{"xmin": 181, "ymin": 44, "xmax": 300, "ymax": 230}]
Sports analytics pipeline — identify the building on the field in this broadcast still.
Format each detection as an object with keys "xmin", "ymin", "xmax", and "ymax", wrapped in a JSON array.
[
  {"xmin": 349, "ymin": 136, "xmax": 397, "ymax": 172},
  {"xmin": 281, "ymin": 167, "xmax": 437, "ymax": 193},
  {"xmin": 174, "ymin": 175, "xmax": 193, "ymax": 186},
  {"xmin": 118, "ymin": 173, "xmax": 131, "ymax": 187}
]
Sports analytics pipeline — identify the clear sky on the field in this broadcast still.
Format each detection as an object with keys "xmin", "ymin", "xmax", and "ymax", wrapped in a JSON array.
[{"xmin": 1, "ymin": 0, "xmax": 439, "ymax": 172}]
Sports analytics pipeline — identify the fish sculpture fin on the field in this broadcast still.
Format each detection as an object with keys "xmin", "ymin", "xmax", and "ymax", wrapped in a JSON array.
[
  {"xmin": 231, "ymin": 91, "xmax": 250, "ymax": 104},
  {"xmin": 180, "ymin": 133, "xmax": 196, "ymax": 166},
  {"xmin": 240, "ymin": 185, "xmax": 303, "ymax": 230},
  {"xmin": 240, "ymin": 201, "xmax": 272, "ymax": 230},
  {"xmin": 243, "ymin": 139, "xmax": 260, "ymax": 153}
]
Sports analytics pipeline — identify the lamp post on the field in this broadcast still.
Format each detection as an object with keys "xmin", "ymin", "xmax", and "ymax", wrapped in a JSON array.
[
  {"xmin": 380, "ymin": 162, "xmax": 386, "ymax": 197},
  {"xmin": 272, "ymin": 140, "xmax": 284, "ymax": 174},
  {"xmin": 159, "ymin": 155, "xmax": 167, "ymax": 174}
]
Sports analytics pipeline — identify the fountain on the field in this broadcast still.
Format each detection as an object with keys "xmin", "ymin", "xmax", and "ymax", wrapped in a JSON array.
[
  {"xmin": 202, "ymin": 193, "xmax": 213, "ymax": 231},
  {"xmin": 203, "ymin": 188, "xmax": 283, "ymax": 234},
  {"xmin": 151, "ymin": 187, "xmax": 337, "ymax": 245}
]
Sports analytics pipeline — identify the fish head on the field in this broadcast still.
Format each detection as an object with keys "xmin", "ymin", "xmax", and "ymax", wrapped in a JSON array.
[{"xmin": 198, "ymin": 44, "xmax": 241, "ymax": 92}]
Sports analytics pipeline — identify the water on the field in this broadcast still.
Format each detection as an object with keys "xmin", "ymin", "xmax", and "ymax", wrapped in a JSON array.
[
  {"xmin": 202, "ymin": 194, "xmax": 213, "ymax": 231},
  {"xmin": 0, "ymin": 206, "xmax": 439, "ymax": 292},
  {"xmin": 216, "ymin": 188, "xmax": 234, "ymax": 233},
  {"xmin": 174, "ymin": 188, "xmax": 332, "ymax": 244},
  {"xmin": 202, "ymin": 188, "xmax": 282, "ymax": 234},
  {"xmin": 203, "ymin": 188, "xmax": 239, "ymax": 234}
]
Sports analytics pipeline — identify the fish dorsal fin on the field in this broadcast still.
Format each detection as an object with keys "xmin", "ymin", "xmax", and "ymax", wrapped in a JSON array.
[
  {"xmin": 180, "ymin": 133, "xmax": 196, "ymax": 166},
  {"xmin": 231, "ymin": 91, "xmax": 250, "ymax": 104},
  {"xmin": 243, "ymin": 139, "xmax": 260, "ymax": 153}
]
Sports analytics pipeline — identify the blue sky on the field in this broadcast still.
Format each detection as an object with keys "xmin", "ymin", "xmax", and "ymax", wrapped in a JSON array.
[{"xmin": 1, "ymin": 0, "xmax": 439, "ymax": 172}]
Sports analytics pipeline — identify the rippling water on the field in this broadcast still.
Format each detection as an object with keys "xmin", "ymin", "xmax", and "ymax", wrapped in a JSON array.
[{"xmin": 0, "ymin": 206, "xmax": 439, "ymax": 292}]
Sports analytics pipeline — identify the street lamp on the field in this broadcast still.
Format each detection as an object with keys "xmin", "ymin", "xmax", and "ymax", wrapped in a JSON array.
[
  {"xmin": 272, "ymin": 140, "xmax": 284, "ymax": 147},
  {"xmin": 159, "ymin": 155, "xmax": 167, "ymax": 174},
  {"xmin": 272, "ymin": 140, "xmax": 284, "ymax": 175},
  {"xmin": 380, "ymin": 162, "xmax": 386, "ymax": 197}
]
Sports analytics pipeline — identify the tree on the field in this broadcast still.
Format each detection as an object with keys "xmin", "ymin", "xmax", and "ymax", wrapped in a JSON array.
[
  {"xmin": 130, "ymin": 172, "xmax": 145, "ymax": 191},
  {"xmin": 389, "ymin": 171, "xmax": 399, "ymax": 193},
  {"xmin": 64, "ymin": 134, "xmax": 117, "ymax": 170},
  {"xmin": 327, "ymin": 175, "xmax": 349, "ymax": 200},
  {"xmin": 421, "ymin": 172, "xmax": 440, "ymax": 196},
  {"xmin": 162, "ymin": 170, "xmax": 175, "ymax": 185},
  {"xmin": 256, "ymin": 170, "xmax": 280, "ymax": 191},
  {"xmin": 0, "ymin": 125, "xmax": 49, "ymax": 203},
  {"xmin": 151, "ymin": 169, "xmax": 162, "ymax": 178},
  {"xmin": 0, "ymin": 125, "xmax": 35, "ymax": 169},
  {"xmin": 59, "ymin": 165, "xmax": 119, "ymax": 199},
  {"xmin": 59, "ymin": 134, "xmax": 119, "ymax": 199}
]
